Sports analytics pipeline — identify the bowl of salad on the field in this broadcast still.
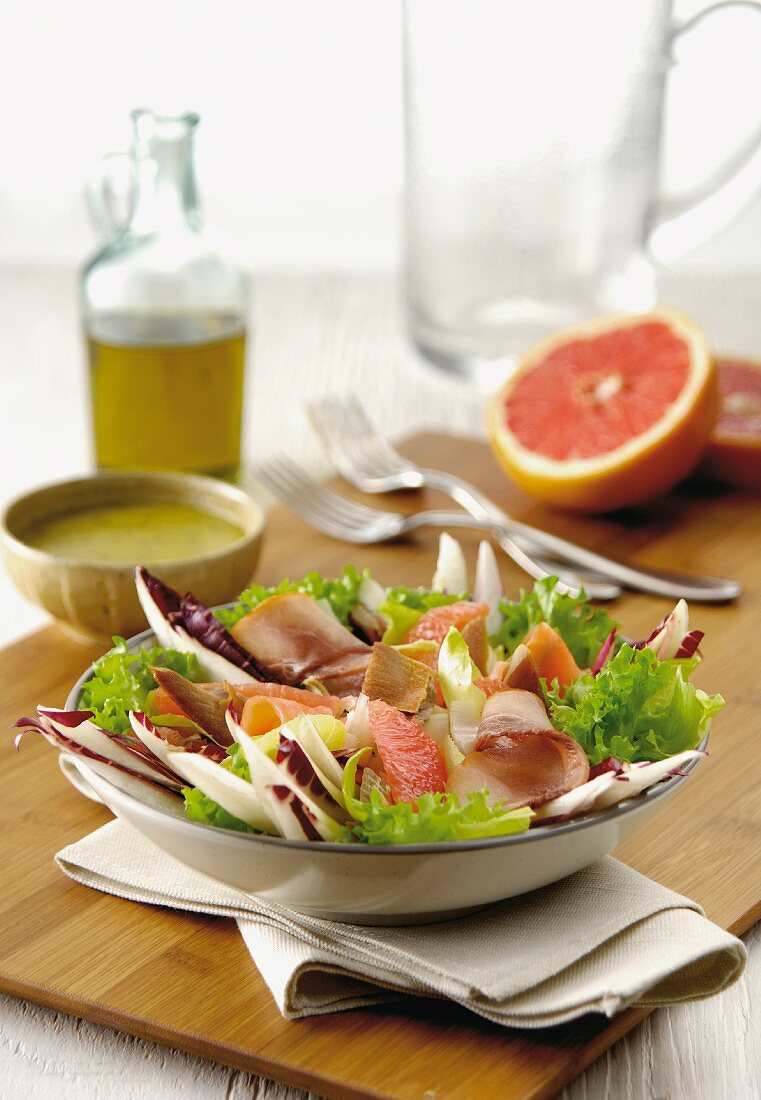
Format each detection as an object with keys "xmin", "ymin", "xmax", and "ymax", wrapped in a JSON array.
[{"xmin": 16, "ymin": 536, "xmax": 724, "ymax": 924}]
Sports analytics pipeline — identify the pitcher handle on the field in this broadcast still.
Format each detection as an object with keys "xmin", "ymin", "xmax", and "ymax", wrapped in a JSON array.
[
  {"xmin": 85, "ymin": 152, "xmax": 135, "ymax": 241},
  {"xmin": 650, "ymin": 0, "xmax": 761, "ymax": 262}
]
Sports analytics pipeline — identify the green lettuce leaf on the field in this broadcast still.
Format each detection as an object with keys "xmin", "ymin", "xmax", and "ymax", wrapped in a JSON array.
[
  {"xmin": 547, "ymin": 644, "xmax": 724, "ymax": 765},
  {"xmin": 79, "ymin": 637, "xmax": 199, "ymax": 735},
  {"xmin": 383, "ymin": 586, "xmax": 467, "ymax": 611},
  {"xmin": 491, "ymin": 576, "xmax": 617, "ymax": 668},
  {"xmin": 182, "ymin": 786, "xmax": 258, "ymax": 833},
  {"xmin": 214, "ymin": 566, "xmax": 369, "ymax": 629},
  {"xmin": 379, "ymin": 586, "xmax": 467, "ymax": 644},
  {"xmin": 341, "ymin": 750, "xmax": 531, "ymax": 845}
]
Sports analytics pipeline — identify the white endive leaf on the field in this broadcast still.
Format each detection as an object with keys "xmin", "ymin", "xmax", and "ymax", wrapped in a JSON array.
[
  {"xmin": 473, "ymin": 540, "xmax": 504, "ymax": 635},
  {"xmin": 432, "ymin": 533, "xmax": 468, "ymax": 594}
]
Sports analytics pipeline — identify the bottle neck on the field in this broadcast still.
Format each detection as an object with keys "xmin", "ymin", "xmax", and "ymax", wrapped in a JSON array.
[{"xmin": 129, "ymin": 121, "xmax": 201, "ymax": 234}]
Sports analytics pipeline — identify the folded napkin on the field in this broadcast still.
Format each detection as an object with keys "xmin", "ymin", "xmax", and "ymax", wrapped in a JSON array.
[{"xmin": 56, "ymin": 820, "xmax": 746, "ymax": 1029}]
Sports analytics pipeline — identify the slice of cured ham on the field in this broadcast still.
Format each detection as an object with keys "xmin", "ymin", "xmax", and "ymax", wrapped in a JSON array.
[
  {"xmin": 361, "ymin": 642, "xmax": 433, "ymax": 713},
  {"xmin": 476, "ymin": 644, "xmax": 543, "ymax": 700},
  {"xmin": 448, "ymin": 688, "xmax": 589, "ymax": 809},
  {"xmin": 151, "ymin": 667, "xmax": 233, "ymax": 746},
  {"xmin": 477, "ymin": 688, "xmax": 552, "ymax": 740},
  {"xmin": 230, "ymin": 592, "xmax": 371, "ymax": 695}
]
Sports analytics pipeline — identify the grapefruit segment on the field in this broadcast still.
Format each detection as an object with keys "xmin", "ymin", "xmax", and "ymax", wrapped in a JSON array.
[
  {"xmin": 702, "ymin": 358, "xmax": 761, "ymax": 490},
  {"xmin": 406, "ymin": 601, "xmax": 489, "ymax": 645},
  {"xmin": 485, "ymin": 307, "xmax": 717, "ymax": 512},
  {"xmin": 368, "ymin": 699, "xmax": 447, "ymax": 803}
]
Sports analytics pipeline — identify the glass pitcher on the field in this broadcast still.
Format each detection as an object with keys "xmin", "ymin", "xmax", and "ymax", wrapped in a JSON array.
[
  {"xmin": 80, "ymin": 109, "xmax": 249, "ymax": 476},
  {"xmin": 403, "ymin": 0, "xmax": 761, "ymax": 383}
]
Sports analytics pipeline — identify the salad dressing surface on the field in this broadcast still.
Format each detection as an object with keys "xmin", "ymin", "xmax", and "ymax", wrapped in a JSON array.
[{"xmin": 24, "ymin": 501, "xmax": 244, "ymax": 563}]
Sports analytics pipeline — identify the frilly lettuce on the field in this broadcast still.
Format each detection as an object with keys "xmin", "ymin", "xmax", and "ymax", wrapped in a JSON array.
[
  {"xmin": 80, "ymin": 637, "xmax": 199, "ymax": 735},
  {"xmin": 547, "ymin": 644, "xmax": 724, "ymax": 765},
  {"xmin": 341, "ymin": 750, "xmax": 532, "ymax": 844},
  {"xmin": 491, "ymin": 576, "xmax": 617, "ymax": 668}
]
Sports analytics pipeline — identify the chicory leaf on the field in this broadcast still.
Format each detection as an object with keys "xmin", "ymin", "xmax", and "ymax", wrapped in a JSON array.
[{"xmin": 437, "ymin": 627, "xmax": 486, "ymax": 754}]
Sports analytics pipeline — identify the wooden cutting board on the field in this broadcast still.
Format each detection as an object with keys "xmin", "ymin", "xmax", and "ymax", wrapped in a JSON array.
[{"xmin": 1, "ymin": 432, "xmax": 759, "ymax": 1100}]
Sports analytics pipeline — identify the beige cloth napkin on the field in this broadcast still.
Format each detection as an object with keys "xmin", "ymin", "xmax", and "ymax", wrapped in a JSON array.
[{"xmin": 55, "ymin": 819, "xmax": 746, "ymax": 1028}]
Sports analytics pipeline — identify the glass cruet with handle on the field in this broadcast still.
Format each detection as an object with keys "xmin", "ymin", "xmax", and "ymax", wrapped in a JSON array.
[{"xmin": 80, "ymin": 108, "xmax": 250, "ymax": 477}]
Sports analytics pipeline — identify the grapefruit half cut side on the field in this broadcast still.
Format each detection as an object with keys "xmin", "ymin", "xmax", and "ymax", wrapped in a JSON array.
[
  {"xmin": 702, "ymin": 358, "xmax": 761, "ymax": 491},
  {"xmin": 485, "ymin": 307, "xmax": 717, "ymax": 512}
]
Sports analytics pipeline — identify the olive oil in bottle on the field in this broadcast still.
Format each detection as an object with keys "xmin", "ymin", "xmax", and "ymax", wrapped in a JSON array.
[
  {"xmin": 87, "ymin": 312, "xmax": 245, "ymax": 475},
  {"xmin": 81, "ymin": 109, "xmax": 249, "ymax": 476}
]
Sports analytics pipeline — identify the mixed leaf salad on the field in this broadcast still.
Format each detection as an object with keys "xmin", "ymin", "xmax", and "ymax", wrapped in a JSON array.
[{"xmin": 15, "ymin": 536, "xmax": 724, "ymax": 845}]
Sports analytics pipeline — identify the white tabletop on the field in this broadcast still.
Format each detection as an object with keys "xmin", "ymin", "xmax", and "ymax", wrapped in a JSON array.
[{"xmin": 1, "ymin": 265, "xmax": 758, "ymax": 1100}]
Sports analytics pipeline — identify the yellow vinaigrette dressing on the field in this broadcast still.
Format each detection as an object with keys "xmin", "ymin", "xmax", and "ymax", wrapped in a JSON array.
[
  {"xmin": 25, "ymin": 501, "xmax": 245, "ymax": 564},
  {"xmin": 88, "ymin": 312, "xmax": 245, "ymax": 476}
]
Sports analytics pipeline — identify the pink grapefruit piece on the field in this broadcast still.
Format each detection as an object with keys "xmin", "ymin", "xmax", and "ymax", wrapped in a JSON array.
[
  {"xmin": 406, "ymin": 601, "xmax": 489, "ymax": 645},
  {"xmin": 368, "ymin": 699, "xmax": 447, "ymax": 804},
  {"xmin": 702, "ymin": 358, "xmax": 761, "ymax": 491}
]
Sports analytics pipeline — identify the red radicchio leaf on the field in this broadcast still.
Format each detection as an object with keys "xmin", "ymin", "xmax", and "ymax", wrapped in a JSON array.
[
  {"xmin": 137, "ymin": 566, "xmax": 182, "ymax": 618},
  {"xmin": 138, "ymin": 567, "xmax": 274, "ymax": 682},
  {"xmin": 674, "ymin": 630, "xmax": 704, "ymax": 659},
  {"xmin": 271, "ymin": 784, "xmax": 324, "ymax": 841},
  {"xmin": 14, "ymin": 714, "xmax": 180, "ymax": 797},
  {"xmin": 132, "ymin": 711, "xmax": 227, "ymax": 762},
  {"xmin": 178, "ymin": 593, "xmax": 272, "ymax": 681},
  {"xmin": 36, "ymin": 708, "xmax": 184, "ymax": 787},
  {"xmin": 591, "ymin": 628, "xmax": 618, "ymax": 676},
  {"xmin": 589, "ymin": 757, "xmax": 625, "ymax": 779}
]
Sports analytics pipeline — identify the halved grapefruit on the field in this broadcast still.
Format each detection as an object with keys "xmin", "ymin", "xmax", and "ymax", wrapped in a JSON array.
[
  {"xmin": 701, "ymin": 358, "xmax": 761, "ymax": 491},
  {"xmin": 485, "ymin": 307, "xmax": 717, "ymax": 512}
]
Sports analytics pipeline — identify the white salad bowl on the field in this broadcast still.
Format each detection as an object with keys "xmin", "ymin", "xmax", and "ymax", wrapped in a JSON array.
[{"xmin": 62, "ymin": 624, "xmax": 706, "ymax": 925}]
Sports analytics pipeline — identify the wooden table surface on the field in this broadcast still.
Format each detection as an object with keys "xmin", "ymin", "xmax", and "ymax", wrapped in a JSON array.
[{"xmin": 1, "ymin": 266, "xmax": 760, "ymax": 1100}]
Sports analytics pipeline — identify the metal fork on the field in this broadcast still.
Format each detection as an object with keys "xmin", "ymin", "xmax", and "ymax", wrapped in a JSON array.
[
  {"xmin": 306, "ymin": 395, "xmax": 618, "ymax": 598},
  {"xmin": 255, "ymin": 456, "xmax": 622, "ymax": 600},
  {"xmin": 305, "ymin": 394, "xmax": 742, "ymax": 604}
]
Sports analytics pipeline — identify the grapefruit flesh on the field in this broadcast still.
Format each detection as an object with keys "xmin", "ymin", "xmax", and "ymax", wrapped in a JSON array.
[
  {"xmin": 702, "ymin": 359, "xmax": 761, "ymax": 491},
  {"xmin": 485, "ymin": 307, "xmax": 717, "ymax": 512},
  {"xmin": 368, "ymin": 699, "xmax": 447, "ymax": 803},
  {"xmin": 406, "ymin": 601, "xmax": 489, "ymax": 645}
]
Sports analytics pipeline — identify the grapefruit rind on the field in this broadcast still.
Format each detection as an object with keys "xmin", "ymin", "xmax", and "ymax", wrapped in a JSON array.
[{"xmin": 485, "ymin": 307, "xmax": 717, "ymax": 512}]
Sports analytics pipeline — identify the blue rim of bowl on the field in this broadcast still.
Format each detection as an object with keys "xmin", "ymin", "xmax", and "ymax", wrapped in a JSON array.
[{"xmin": 64, "ymin": 614, "xmax": 709, "ymax": 856}]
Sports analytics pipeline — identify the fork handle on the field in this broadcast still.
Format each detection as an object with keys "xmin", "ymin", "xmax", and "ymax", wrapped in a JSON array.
[{"xmin": 404, "ymin": 508, "xmax": 741, "ymax": 603}]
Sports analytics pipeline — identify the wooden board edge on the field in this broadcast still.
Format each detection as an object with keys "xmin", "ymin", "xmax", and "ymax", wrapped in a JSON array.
[
  {"xmin": 0, "ymin": 963, "xmax": 657, "ymax": 1100},
  {"xmin": 0, "ymin": 973, "xmax": 395, "ymax": 1100}
]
